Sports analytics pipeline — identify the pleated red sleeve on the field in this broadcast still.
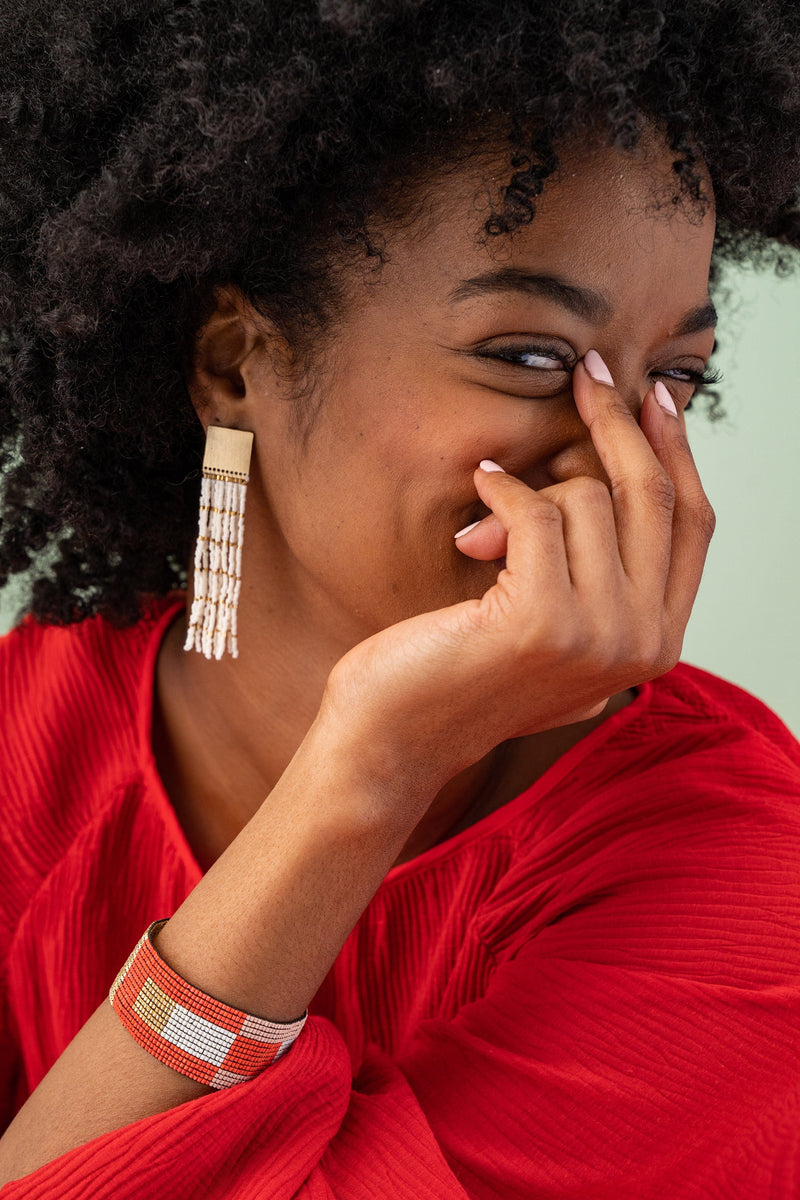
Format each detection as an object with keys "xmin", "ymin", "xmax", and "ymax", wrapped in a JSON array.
[
  {"xmin": 4, "ymin": 871, "xmax": 800, "ymax": 1200},
  {"xmin": 1, "ymin": 599, "xmax": 799, "ymax": 1197}
]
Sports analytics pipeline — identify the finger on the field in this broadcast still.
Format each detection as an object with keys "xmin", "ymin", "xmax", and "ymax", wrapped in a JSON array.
[
  {"xmin": 472, "ymin": 463, "xmax": 572, "ymax": 591},
  {"xmin": 639, "ymin": 382, "xmax": 716, "ymax": 652},
  {"xmin": 454, "ymin": 511, "xmax": 508, "ymax": 560},
  {"xmin": 538, "ymin": 474, "xmax": 622, "ymax": 595},
  {"xmin": 573, "ymin": 355, "xmax": 675, "ymax": 595}
]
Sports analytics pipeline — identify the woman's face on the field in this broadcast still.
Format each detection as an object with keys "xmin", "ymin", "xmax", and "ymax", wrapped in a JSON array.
[{"xmin": 224, "ymin": 135, "xmax": 717, "ymax": 648}]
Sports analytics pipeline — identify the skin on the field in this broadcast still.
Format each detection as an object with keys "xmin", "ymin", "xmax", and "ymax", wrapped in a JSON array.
[
  {"xmin": 0, "ymin": 131, "xmax": 717, "ymax": 1180},
  {"xmin": 152, "ymin": 135, "xmax": 715, "ymax": 872}
]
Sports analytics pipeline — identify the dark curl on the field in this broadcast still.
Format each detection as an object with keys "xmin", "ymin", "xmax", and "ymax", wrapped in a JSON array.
[{"xmin": 1, "ymin": 0, "xmax": 799, "ymax": 627}]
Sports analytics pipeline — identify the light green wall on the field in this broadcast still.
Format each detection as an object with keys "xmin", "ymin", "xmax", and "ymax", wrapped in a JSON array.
[
  {"xmin": 680, "ymin": 266, "xmax": 799, "ymax": 736},
  {"xmin": 1, "ymin": 264, "xmax": 798, "ymax": 735}
]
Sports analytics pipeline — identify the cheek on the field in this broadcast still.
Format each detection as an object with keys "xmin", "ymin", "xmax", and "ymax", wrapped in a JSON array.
[
  {"xmin": 301, "ymin": 382, "xmax": 540, "ymax": 561},
  {"xmin": 261, "ymin": 375, "xmax": 550, "ymax": 627},
  {"xmin": 295, "ymin": 377, "xmax": 441, "ymax": 509}
]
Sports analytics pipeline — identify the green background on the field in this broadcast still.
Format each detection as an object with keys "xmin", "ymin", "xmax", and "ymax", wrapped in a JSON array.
[{"xmin": 1, "ymin": 263, "xmax": 798, "ymax": 735}]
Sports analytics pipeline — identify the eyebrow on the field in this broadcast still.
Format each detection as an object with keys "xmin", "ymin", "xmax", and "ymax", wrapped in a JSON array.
[
  {"xmin": 448, "ymin": 269, "xmax": 613, "ymax": 323},
  {"xmin": 672, "ymin": 302, "xmax": 718, "ymax": 336},
  {"xmin": 448, "ymin": 268, "xmax": 718, "ymax": 335}
]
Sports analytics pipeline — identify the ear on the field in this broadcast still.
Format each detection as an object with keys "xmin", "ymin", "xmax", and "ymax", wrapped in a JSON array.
[{"xmin": 186, "ymin": 285, "xmax": 287, "ymax": 431}]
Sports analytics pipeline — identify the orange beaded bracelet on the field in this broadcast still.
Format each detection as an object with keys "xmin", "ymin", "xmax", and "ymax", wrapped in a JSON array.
[{"xmin": 109, "ymin": 919, "xmax": 307, "ymax": 1089}]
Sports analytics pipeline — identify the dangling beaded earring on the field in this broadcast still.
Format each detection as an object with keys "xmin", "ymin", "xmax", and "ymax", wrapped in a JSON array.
[{"xmin": 183, "ymin": 424, "xmax": 254, "ymax": 661}]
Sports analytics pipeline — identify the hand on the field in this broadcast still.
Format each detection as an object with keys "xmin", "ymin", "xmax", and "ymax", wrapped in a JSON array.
[{"xmin": 321, "ymin": 355, "xmax": 716, "ymax": 809}]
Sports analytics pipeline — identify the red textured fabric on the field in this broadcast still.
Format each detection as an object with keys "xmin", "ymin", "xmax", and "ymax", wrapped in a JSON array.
[{"xmin": 1, "ymin": 593, "xmax": 800, "ymax": 1198}]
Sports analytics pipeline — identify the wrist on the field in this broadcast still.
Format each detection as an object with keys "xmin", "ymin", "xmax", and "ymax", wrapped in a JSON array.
[
  {"xmin": 297, "ymin": 703, "xmax": 444, "ymax": 837},
  {"xmin": 153, "ymin": 719, "xmax": 434, "ymax": 1022}
]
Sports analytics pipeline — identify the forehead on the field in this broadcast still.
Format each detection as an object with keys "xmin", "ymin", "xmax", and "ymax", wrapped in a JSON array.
[{"xmin": 363, "ymin": 135, "xmax": 716, "ymax": 325}]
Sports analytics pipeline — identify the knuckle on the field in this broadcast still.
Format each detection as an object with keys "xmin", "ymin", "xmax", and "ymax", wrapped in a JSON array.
[
  {"xmin": 669, "ymin": 424, "xmax": 693, "ymax": 454},
  {"xmin": 696, "ymin": 496, "xmax": 717, "ymax": 540},
  {"xmin": 643, "ymin": 468, "xmax": 676, "ymax": 512},
  {"xmin": 613, "ymin": 468, "xmax": 675, "ymax": 515},
  {"xmin": 565, "ymin": 475, "xmax": 610, "ymax": 507},
  {"xmin": 657, "ymin": 629, "xmax": 685, "ymax": 674},
  {"xmin": 662, "ymin": 642, "xmax": 683, "ymax": 673},
  {"xmin": 650, "ymin": 648, "xmax": 680, "ymax": 679},
  {"xmin": 594, "ymin": 397, "xmax": 636, "ymax": 426},
  {"xmin": 546, "ymin": 625, "xmax": 580, "ymax": 661},
  {"xmin": 528, "ymin": 499, "xmax": 563, "ymax": 529},
  {"xmin": 627, "ymin": 625, "xmax": 663, "ymax": 673},
  {"xmin": 583, "ymin": 641, "xmax": 618, "ymax": 676},
  {"xmin": 523, "ymin": 612, "xmax": 580, "ymax": 660}
]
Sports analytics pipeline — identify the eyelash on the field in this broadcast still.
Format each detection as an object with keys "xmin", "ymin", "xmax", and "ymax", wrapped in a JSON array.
[
  {"xmin": 658, "ymin": 365, "xmax": 723, "ymax": 391},
  {"xmin": 481, "ymin": 346, "xmax": 723, "ymax": 394}
]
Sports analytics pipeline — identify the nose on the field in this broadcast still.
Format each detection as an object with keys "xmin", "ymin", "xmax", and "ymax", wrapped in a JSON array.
[{"xmin": 589, "ymin": 349, "xmax": 646, "ymax": 416}]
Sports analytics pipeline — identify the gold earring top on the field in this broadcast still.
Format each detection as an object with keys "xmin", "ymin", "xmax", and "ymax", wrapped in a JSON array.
[{"xmin": 202, "ymin": 426, "xmax": 254, "ymax": 481}]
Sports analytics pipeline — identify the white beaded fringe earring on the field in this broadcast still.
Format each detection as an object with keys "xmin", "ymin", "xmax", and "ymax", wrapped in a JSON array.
[{"xmin": 183, "ymin": 425, "xmax": 254, "ymax": 661}]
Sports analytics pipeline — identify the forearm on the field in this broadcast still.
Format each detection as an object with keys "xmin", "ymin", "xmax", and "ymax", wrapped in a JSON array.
[{"xmin": 0, "ymin": 716, "xmax": 430, "ymax": 1184}]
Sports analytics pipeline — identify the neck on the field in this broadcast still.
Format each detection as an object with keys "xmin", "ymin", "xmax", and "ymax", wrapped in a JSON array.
[{"xmin": 152, "ymin": 540, "xmax": 636, "ymax": 872}]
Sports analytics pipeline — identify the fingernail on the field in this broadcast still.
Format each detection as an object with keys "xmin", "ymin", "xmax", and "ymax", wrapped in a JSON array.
[
  {"xmin": 454, "ymin": 519, "xmax": 481, "ymax": 540},
  {"xmin": 654, "ymin": 380, "xmax": 678, "ymax": 416},
  {"xmin": 584, "ymin": 349, "xmax": 614, "ymax": 386},
  {"xmin": 479, "ymin": 459, "xmax": 505, "ymax": 472}
]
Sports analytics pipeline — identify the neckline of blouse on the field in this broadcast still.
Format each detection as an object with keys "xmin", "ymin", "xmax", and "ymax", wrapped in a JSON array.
[{"xmin": 135, "ymin": 594, "xmax": 655, "ymax": 890}]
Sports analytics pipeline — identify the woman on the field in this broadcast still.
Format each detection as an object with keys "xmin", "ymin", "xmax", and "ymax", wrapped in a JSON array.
[{"xmin": 1, "ymin": 1, "xmax": 799, "ymax": 1195}]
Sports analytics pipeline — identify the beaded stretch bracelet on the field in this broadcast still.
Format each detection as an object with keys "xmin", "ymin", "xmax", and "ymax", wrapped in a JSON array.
[{"xmin": 109, "ymin": 919, "xmax": 308, "ymax": 1089}]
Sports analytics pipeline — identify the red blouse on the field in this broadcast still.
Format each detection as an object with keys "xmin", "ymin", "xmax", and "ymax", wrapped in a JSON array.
[{"xmin": 1, "ymin": 594, "xmax": 800, "ymax": 1198}]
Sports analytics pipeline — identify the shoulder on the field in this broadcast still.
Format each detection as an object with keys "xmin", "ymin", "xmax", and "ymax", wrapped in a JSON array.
[
  {"xmin": 0, "ymin": 593, "xmax": 183, "ymax": 771},
  {"xmin": 0, "ymin": 593, "xmax": 185, "ymax": 921},
  {"xmin": 649, "ymin": 659, "xmax": 800, "ymax": 788},
  {"xmin": 483, "ymin": 661, "xmax": 800, "ymax": 967},
  {"xmin": 662, "ymin": 659, "xmax": 798, "ymax": 752},
  {"xmin": 548, "ymin": 659, "xmax": 800, "ymax": 834},
  {"xmin": 590, "ymin": 659, "xmax": 800, "ymax": 851}
]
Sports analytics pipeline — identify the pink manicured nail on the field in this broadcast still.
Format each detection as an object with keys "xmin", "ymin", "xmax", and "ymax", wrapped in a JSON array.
[
  {"xmin": 454, "ymin": 519, "xmax": 481, "ymax": 540},
  {"xmin": 654, "ymin": 380, "xmax": 678, "ymax": 416},
  {"xmin": 479, "ymin": 459, "xmax": 505, "ymax": 472},
  {"xmin": 584, "ymin": 349, "xmax": 614, "ymax": 386}
]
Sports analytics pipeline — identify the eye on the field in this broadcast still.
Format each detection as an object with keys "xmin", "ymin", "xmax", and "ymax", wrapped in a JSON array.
[
  {"xmin": 502, "ymin": 349, "xmax": 567, "ymax": 370},
  {"xmin": 465, "ymin": 338, "xmax": 575, "ymax": 400},
  {"xmin": 655, "ymin": 365, "xmax": 722, "ymax": 390},
  {"xmin": 653, "ymin": 364, "xmax": 722, "ymax": 412},
  {"xmin": 474, "ymin": 340, "xmax": 576, "ymax": 372}
]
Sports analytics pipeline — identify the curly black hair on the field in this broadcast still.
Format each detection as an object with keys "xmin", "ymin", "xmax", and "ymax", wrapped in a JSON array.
[{"xmin": 1, "ymin": 0, "xmax": 799, "ymax": 628}]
